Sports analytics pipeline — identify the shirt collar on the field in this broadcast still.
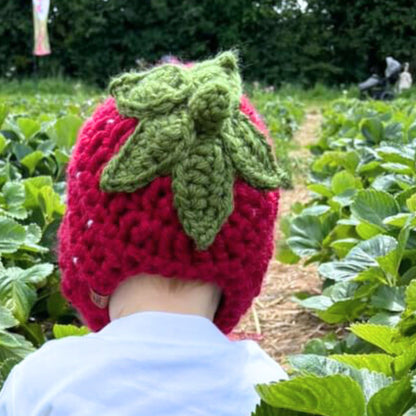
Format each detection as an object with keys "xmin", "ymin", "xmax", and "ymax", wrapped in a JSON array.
[{"xmin": 96, "ymin": 311, "xmax": 230, "ymax": 345}]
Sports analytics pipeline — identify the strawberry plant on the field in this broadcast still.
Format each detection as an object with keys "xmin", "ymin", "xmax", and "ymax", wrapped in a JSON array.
[
  {"xmin": 0, "ymin": 96, "xmax": 99, "ymax": 384},
  {"xmin": 279, "ymin": 99, "xmax": 416, "ymax": 329},
  {"xmin": 256, "ymin": 98, "xmax": 416, "ymax": 416}
]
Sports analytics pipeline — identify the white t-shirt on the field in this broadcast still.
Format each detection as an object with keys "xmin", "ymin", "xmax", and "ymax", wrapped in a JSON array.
[{"xmin": 0, "ymin": 312, "xmax": 287, "ymax": 416}]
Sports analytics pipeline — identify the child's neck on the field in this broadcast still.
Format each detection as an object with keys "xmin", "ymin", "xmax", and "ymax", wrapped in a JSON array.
[{"xmin": 109, "ymin": 275, "xmax": 222, "ymax": 322}]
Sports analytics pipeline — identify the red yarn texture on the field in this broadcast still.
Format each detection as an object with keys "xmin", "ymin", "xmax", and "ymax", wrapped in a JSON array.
[{"xmin": 58, "ymin": 95, "xmax": 280, "ymax": 334}]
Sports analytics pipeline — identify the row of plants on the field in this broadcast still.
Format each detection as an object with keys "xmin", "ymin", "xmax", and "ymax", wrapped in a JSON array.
[
  {"xmin": 0, "ymin": 87, "xmax": 304, "ymax": 388},
  {"xmin": 250, "ymin": 87, "xmax": 305, "ymax": 188},
  {"xmin": 0, "ymin": 95, "xmax": 100, "ymax": 386},
  {"xmin": 253, "ymin": 99, "xmax": 416, "ymax": 415}
]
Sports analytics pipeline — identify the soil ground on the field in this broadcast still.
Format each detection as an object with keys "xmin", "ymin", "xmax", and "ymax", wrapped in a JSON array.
[{"xmin": 235, "ymin": 109, "xmax": 330, "ymax": 368}]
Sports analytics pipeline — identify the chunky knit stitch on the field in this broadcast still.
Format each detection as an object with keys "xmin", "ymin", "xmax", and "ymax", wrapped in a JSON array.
[
  {"xmin": 58, "ymin": 52, "xmax": 281, "ymax": 334},
  {"xmin": 101, "ymin": 52, "xmax": 285, "ymax": 249}
]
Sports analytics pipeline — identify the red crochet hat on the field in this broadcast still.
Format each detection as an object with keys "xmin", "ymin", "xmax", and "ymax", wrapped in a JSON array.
[{"xmin": 58, "ymin": 52, "xmax": 284, "ymax": 333}]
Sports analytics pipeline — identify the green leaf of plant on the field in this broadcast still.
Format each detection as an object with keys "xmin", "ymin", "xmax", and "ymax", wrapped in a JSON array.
[
  {"xmin": 0, "ymin": 103, "xmax": 8, "ymax": 128},
  {"xmin": 47, "ymin": 291, "xmax": 68, "ymax": 319},
  {"xmin": 21, "ymin": 150, "xmax": 45, "ymax": 175},
  {"xmin": 369, "ymin": 312, "xmax": 401, "ymax": 327},
  {"xmin": 0, "ymin": 306, "xmax": 18, "ymax": 330},
  {"xmin": 1, "ymin": 181, "xmax": 27, "ymax": 220},
  {"xmin": 330, "ymin": 354, "xmax": 394, "ymax": 376},
  {"xmin": 319, "ymin": 236, "xmax": 397, "ymax": 282},
  {"xmin": 22, "ymin": 223, "xmax": 48, "ymax": 253},
  {"xmin": 361, "ymin": 118, "xmax": 384, "ymax": 144},
  {"xmin": 0, "ymin": 274, "xmax": 36, "ymax": 323},
  {"xmin": 0, "ymin": 264, "xmax": 53, "ymax": 322},
  {"xmin": 371, "ymin": 286, "xmax": 405, "ymax": 312},
  {"xmin": 331, "ymin": 171, "xmax": 356, "ymax": 195},
  {"xmin": 0, "ymin": 357, "xmax": 21, "ymax": 382},
  {"xmin": 16, "ymin": 118, "xmax": 41, "ymax": 140},
  {"xmin": 330, "ymin": 238, "xmax": 360, "ymax": 258},
  {"xmin": 377, "ymin": 146, "xmax": 415, "ymax": 167},
  {"xmin": 52, "ymin": 115, "xmax": 83, "ymax": 149},
  {"xmin": 18, "ymin": 263, "xmax": 54, "ymax": 285},
  {"xmin": 23, "ymin": 176, "xmax": 53, "ymax": 209},
  {"xmin": 307, "ymin": 183, "xmax": 332, "ymax": 198},
  {"xmin": 367, "ymin": 376, "xmax": 415, "ymax": 416},
  {"xmin": 384, "ymin": 213, "xmax": 412, "ymax": 228},
  {"xmin": 0, "ymin": 216, "xmax": 27, "ymax": 253},
  {"xmin": 381, "ymin": 162, "xmax": 414, "ymax": 175},
  {"xmin": 38, "ymin": 185, "xmax": 66, "ymax": 220},
  {"xmin": 276, "ymin": 242, "xmax": 300, "ymax": 264},
  {"xmin": 350, "ymin": 324, "xmax": 414, "ymax": 355},
  {"xmin": 288, "ymin": 214, "xmax": 333, "ymax": 257},
  {"xmin": 394, "ymin": 343, "xmax": 416, "ymax": 378},
  {"xmin": 351, "ymin": 189, "xmax": 399, "ymax": 230},
  {"xmin": 317, "ymin": 299, "xmax": 366, "ymax": 324},
  {"xmin": 406, "ymin": 280, "xmax": 416, "ymax": 311},
  {"xmin": 256, "ymin": 375, "xmax": 365, "ymax": 416},
  {"xmin": 53, "ymin": 324, "xmax": 90, "ymax": 339},
  {"xmin": 407, "ymin": 195, "xmax": 416, "ymax": 213},
  {"xmin": 355, "ymin": 222, "xmax": 382, "ymax": 239},
  {"xmin": 0, "ymin": 329, "xmax": 34, "ymax": 362},
  {"xmin": 301, "ymin": 205, "xmax": 331, "ymax": 216},
  {"xmin": 296, "ymin": 295, "xmax": 333, "ymax": 311},
  {"xmin": 0, "ymin": 133, "xmax": 7, "ymax": 155},
  {"xmin": 289, "ymin": 354, "xmax": 391, "ymax": 402}
]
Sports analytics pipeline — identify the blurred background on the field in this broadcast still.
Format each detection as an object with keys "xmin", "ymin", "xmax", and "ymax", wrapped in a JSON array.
[{"xmin": 3, "ymin": 0, "xmax": 416, "ymax": 88}]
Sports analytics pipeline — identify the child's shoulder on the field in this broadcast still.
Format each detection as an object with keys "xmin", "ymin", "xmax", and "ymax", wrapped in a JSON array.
[
  {"xmin": 231, "ymin": 340, "xmax": 288, "ymax": 383},
  {"xmin": 9, "ymin": 333, "xmax": 100, "ymax": 388}
]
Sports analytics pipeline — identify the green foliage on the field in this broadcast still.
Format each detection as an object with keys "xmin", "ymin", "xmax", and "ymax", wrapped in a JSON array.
[
  {"xmin": 250, "ymin": 88, "xmax": 305, "ymax": 188},
  {"xmin": 5, "ymin": 0, "xmax": 416, "ymax": 86},
  {"xmin": 281, "ymin": 98, "xmax": 416, "ymax": 327},
  {"xmin": 257, "ymin": 98, "xmax": 416, "ymax": 416},
  {"xmin": 0, "ymin": 94, "xmax": 100, "ymax": 388},
  {"xmin": 53, "ymin": 324, "xmax": 90, "ymax": 339}
]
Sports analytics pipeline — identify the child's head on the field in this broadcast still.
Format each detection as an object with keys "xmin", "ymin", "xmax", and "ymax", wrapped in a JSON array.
[{"xmin": 58, "ymin": 51, "xmax": 284, "ymax": 333}]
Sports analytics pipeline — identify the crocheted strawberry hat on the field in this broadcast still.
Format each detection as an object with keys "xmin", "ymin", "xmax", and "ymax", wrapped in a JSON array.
[{"xmin": 58, "ymin": 51, "xmax": 286, "ymax": 333}]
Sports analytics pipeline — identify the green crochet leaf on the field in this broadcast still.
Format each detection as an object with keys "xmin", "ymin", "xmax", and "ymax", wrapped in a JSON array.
[
  {"xmin": 109, "ymin": 65, "xmax": 191, "ymax": 118},
  {"xmin": 100, "ymin": 111, "xmax": 195, "ymax": 192},
  {"xmin": 223, "ymin": 111, "xmax": 287, "ymax": 189},
  {"xmin": 189, "ymin": 81, "xmax": 232, "ymax": 132},
  {"xmin": 192, "ymin": 51, "xmax": 242, "ymax": 103},
  {"xmin": 100, "ymin": 51, "xmax": 284, "ymax": 250},
  {"xmin": 172, "ymin": 139, "xmax": 234, "ymax": 250}
]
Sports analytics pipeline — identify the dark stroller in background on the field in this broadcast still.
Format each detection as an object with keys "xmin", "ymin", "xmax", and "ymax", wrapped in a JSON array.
[{"xmin": 359, "ymin": 57, "xmax": 402, "ymax": 100}]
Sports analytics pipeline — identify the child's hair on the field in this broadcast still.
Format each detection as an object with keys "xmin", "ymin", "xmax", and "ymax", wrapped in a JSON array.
[{"xmin": 58, "ymin": 51, "xmax": 283, "ymax": 334}]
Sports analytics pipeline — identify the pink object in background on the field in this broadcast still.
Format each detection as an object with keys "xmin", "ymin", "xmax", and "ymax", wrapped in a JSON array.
[{"xmin": 32, "ymin": 0, "xmax": 51, "ymax": 56}]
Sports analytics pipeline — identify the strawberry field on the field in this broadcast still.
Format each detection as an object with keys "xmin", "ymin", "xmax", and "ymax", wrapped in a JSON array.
[
  {"xmin": 3, "ymin": 83, "xmax": 416, "ymax": 415},
  {"xmin": 0, "ymin": 92, "xmax": 100, "ymax": 385},
  {"xmin": 254, "ymin": 99, "xmax": 416, "ymax": 415}
]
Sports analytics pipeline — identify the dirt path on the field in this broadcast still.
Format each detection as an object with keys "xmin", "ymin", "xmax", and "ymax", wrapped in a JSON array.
[{"xmin": 236, "ymin": 109, "xmax": 329, "ymax": 367}]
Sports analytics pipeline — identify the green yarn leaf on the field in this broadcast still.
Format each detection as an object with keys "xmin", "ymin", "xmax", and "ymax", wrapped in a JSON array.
[
  {"xmin": 100, "ymin": 111, "xmax": 195, "ymax": 192},
  {"xmin": 172, "ymin": 139, "xmax": 234, "ymax": 250},
  {"xmin": 109, "ymin": 65, "xmax": 191, "ymax": 118},
  {"xmin": 224, "ymin": 112, "xmax": 287, "ymax": 189},
  {"xmin": 101, "ymin": 51, "xmax": 284, "ymax": 249}
]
